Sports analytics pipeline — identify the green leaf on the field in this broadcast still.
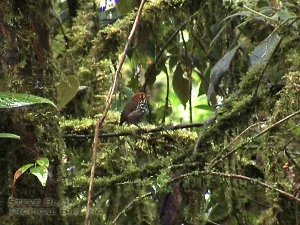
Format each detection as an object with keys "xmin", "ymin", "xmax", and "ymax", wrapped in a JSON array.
[
  {"xmin": 14, "ymin": 163, "xmax": 34, "ymax": 185},
  {"xmin": 36, "ymin": 158, "xmax": 49, "ymax": 168},
  {"xmin": 144, "ymin": 61, "xmax": 162, "ymax": 89},
  {"xmin": 0, "ymin": 133, "xmax": 20, "ymax": 139},
  {"xmin": 156, "ymin": 105, "xmax": 172, "ymax": 122},
  {"xmin": 207, "ymin": 45, "xmax": 240, "ymax": 106},
  {"xmin": 197, "ymin": 66, "xmax": 211, "ymax": 96},
  {"xmin": 172, "ymin": 64, "xmax": 189, "ymax": 108},
  {"xmin": 250, "ymin": 32, "xmax": 281, "ymax": 68},
  {"xmin": 195, "ymin": 104, "xmax": 214, "ymax": 111},
  {"xmin": 30, "ymin": 166, "xmax": 48, "ymax": 186},
  {"xmin": 169, "ymin": 56, "xmax": 179, "ymax": 71},
  {"xmin": 276, "ymin": 9, "xmax": 297, "ymax": 28},
  {"xmin": 18, "ymin": 163, "xmax": 35, "ymax": 173},
  {"xmin": 0, "ymin": 92, "xmax": 56, "ymax": 109},
  {"xmin": 56, "ymin": 75, "xmax": 80, "ymax": 110}
]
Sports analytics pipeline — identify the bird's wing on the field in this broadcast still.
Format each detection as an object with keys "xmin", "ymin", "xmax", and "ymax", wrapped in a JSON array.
[{"xmin": 119, "ymin": 98, "xmax": 138, "ymax": 124}]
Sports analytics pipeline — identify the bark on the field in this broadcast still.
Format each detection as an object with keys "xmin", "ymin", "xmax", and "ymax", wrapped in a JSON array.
[{"xmin": 0, "ymin": 1, "xmax": 63, "ymax": 224}]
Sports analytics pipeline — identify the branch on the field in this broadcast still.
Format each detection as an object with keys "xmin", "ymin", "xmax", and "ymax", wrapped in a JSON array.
[
  {"xmin": 175, "ymin": 170, "xmax": 300, "ymax": 204},
  {"xmin": 208, "ymin": 109, "xmax": 300, "ymax": 170},
  {"xmin": 180, "ymin": 29, "xmax": 193, "ymax": 123},
  {"xmin": 84, "ymin": 1, "xmax": 147, "ymax": 225},
  {"xmin": 64, "ymin": 122, "xmax": 206, "ymax": 140},
  {"xmin": 112, "ymin": 192, "xmax": 152, "ymax": 224},
  {"xmin": 209, "ymin": 121, "xmax": 265, "ymax": 167},
  {"xmin": 243, "ymin": 5, "xmax": 280, "ymax": 24}
]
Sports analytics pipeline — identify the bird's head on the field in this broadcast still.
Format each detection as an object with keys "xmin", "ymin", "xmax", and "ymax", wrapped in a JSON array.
[{"xmin": 131, "ymin": 92, "xmax": 151, "ymax": 102}]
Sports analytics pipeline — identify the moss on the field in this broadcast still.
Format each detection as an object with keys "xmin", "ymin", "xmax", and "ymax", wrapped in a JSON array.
[
  {"xmin": 256, "ymin": 206, "xmax": 280, "ymax": 225},
  {"xmin": 273, "ymin": 71, "xmax": 300, "ymax": 119}
]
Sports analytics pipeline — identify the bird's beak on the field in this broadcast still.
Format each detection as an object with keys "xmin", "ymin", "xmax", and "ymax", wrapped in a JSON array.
[{"xmin": 146, "ymin": 94, "xmax": 151, "ymax": 99}]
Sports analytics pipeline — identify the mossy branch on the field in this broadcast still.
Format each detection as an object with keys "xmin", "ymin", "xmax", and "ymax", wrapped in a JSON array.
[
  {"xmin": 64, "ymin": 122, "xmax": 208, "ymax": 139},
  {"xmin": 175, "ymin": 170, "xmax": 300, "ymax": 204},
  {"xmin": 208, "ymin": 109, "xmax": 300, "ymax": 169}
]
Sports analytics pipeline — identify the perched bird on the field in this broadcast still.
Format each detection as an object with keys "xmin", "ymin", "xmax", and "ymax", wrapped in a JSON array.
[{"xmin": 120, "ymin": 92, "xmax": 150, "ymax": 125}]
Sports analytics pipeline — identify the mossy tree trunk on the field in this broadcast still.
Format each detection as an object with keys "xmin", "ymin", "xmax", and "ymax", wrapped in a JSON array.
[{"xmin": 0, "ymin": 1, "xmax": 63, "ymax": 224}]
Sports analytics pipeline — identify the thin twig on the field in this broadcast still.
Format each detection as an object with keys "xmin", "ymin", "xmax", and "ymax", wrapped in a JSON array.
[
  {"xmin": 162, "ymin": 69, "xmax": 170, "ymax": 124},
  {"xmin": 208, "ymin": 109, "xmax": 300, "ymax": 170},
  {"xmin": 84, "ymin": 1, "xmax": 147, "ymax": 225},
  {"xmin": 243, "ymin": 5, "xmax": 280, "ymax": 24},
  {"xmin": 254, "ymin": 34, "xmax": 282, "ymax": 95},
  {"xmin": 284, "ymin": 139, "xmax": 300, "ymax": 173},
  {"xmin": 180, "ymin": 29, "xmax": 193, "ymax": 123},
  {"xmin": 189, "ymin": 39, "xmax": 195, "ymax": 124},
  {"xmin": 112, "ymin": 192, "xmax": 152, "ymax": 224},
  {"xmin": 64, "ymin": 122, "xmax": 205, "ymax": 140},
  {"xmin": 209, "ymin": 121, "xmax": 265, "ymax": 167},
  {"xmin": 50, "ymin": 10, "xmax": 69, "ymax": 47}
]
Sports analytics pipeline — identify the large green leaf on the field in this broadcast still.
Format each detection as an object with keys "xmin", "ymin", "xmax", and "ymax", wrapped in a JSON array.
[
  {"xmin": 195, "ymin": 104, "xmax": 214, "ymax": 111},
  {"xmin": 30, "ymin": 166, "xmax": 48, "ymax": 187},
  {"xmin": 0, "ymin": 133, "xmax": 20, "ymax": 139},
  {"xmin": 207, "ymin": 45, "xmax": 240, "ymax": 106},
  {"xmin": 56, "ymin": 75, "xmax": 80, "ymax": 110},
  {"xmin": 250, "ymin": 32, "xmax": 281, "ymax": 68},
  {"xmin": 14, "ymin": 163, "xmax": 34, "ymax": 185},
  {"xmin": 144, "ymin": 60, "xmax": 166, "ymax": 89},
  {"xmin": 13, "ymin": 157, "xmax": 49, "ymax": 187},
  {"xmin": 0, "ymin": 92, "xmax": 56, "ymax": 109},
  {"xmin": 172, "ymin": 64, "xmax": 189, "ymax": 108}
]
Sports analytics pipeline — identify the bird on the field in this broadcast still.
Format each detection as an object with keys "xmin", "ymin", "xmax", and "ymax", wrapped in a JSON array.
[{"xmin": 119, "ymin": 92, "xmax": 150, "ymax": 125}]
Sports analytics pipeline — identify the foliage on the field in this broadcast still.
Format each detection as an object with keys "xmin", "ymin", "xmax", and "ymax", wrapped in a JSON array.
[
  {"xmin": 14, "ymin": 158, "xmax": 50, "ymax": 187},
  {"xmin": 0, "ymin": 92, "xmax": 56, "ymax": 142},
  {"xmin": 0, "ymin": 92, "xmax": 56, "ymax": 109},
  {"xmin": 0, "ymin": 133, "xmax": 20, "ymax": 139}
]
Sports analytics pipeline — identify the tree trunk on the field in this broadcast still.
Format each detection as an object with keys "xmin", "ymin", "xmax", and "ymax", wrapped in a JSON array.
[{"xmin": 0, "ymin": 1, "xmax": 63, "ymax": 224}]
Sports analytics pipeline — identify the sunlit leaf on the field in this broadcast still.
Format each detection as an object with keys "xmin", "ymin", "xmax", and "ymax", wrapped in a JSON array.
[
  {"xmin": 172, "ymin": 64, "xmax": 189, "ymax": 107},
  {"xmin": 57, "ymin": 75, "xmax": 80, "ymax": 110},
  {"xmin": 250, "ymin": 32, "xmax": 281, "ymax": 68},
  {"xmin": 195, "ymin": 104, "xmax": 214, "ymax": 111},
  {"xmin": 36, "ymin": 158, "xmax": 49, "ymax": 168},
  {"xmin": 30, "ymin": 166, "xmax": 48, "ymax": 186},
  {"xmin": 0, "ymin": 133, "xmax": 20, "ymax": 140},
  {"xmin": 14, "ymin": 163, "xmax": 34, "ymax": 185},
  {"xmin": 18, "ymin": 163, "xmax": 35, "ymax": 173},
  {"xmin": 0, "ymin": 92, "xmax": 56, "ymax": 109}
]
